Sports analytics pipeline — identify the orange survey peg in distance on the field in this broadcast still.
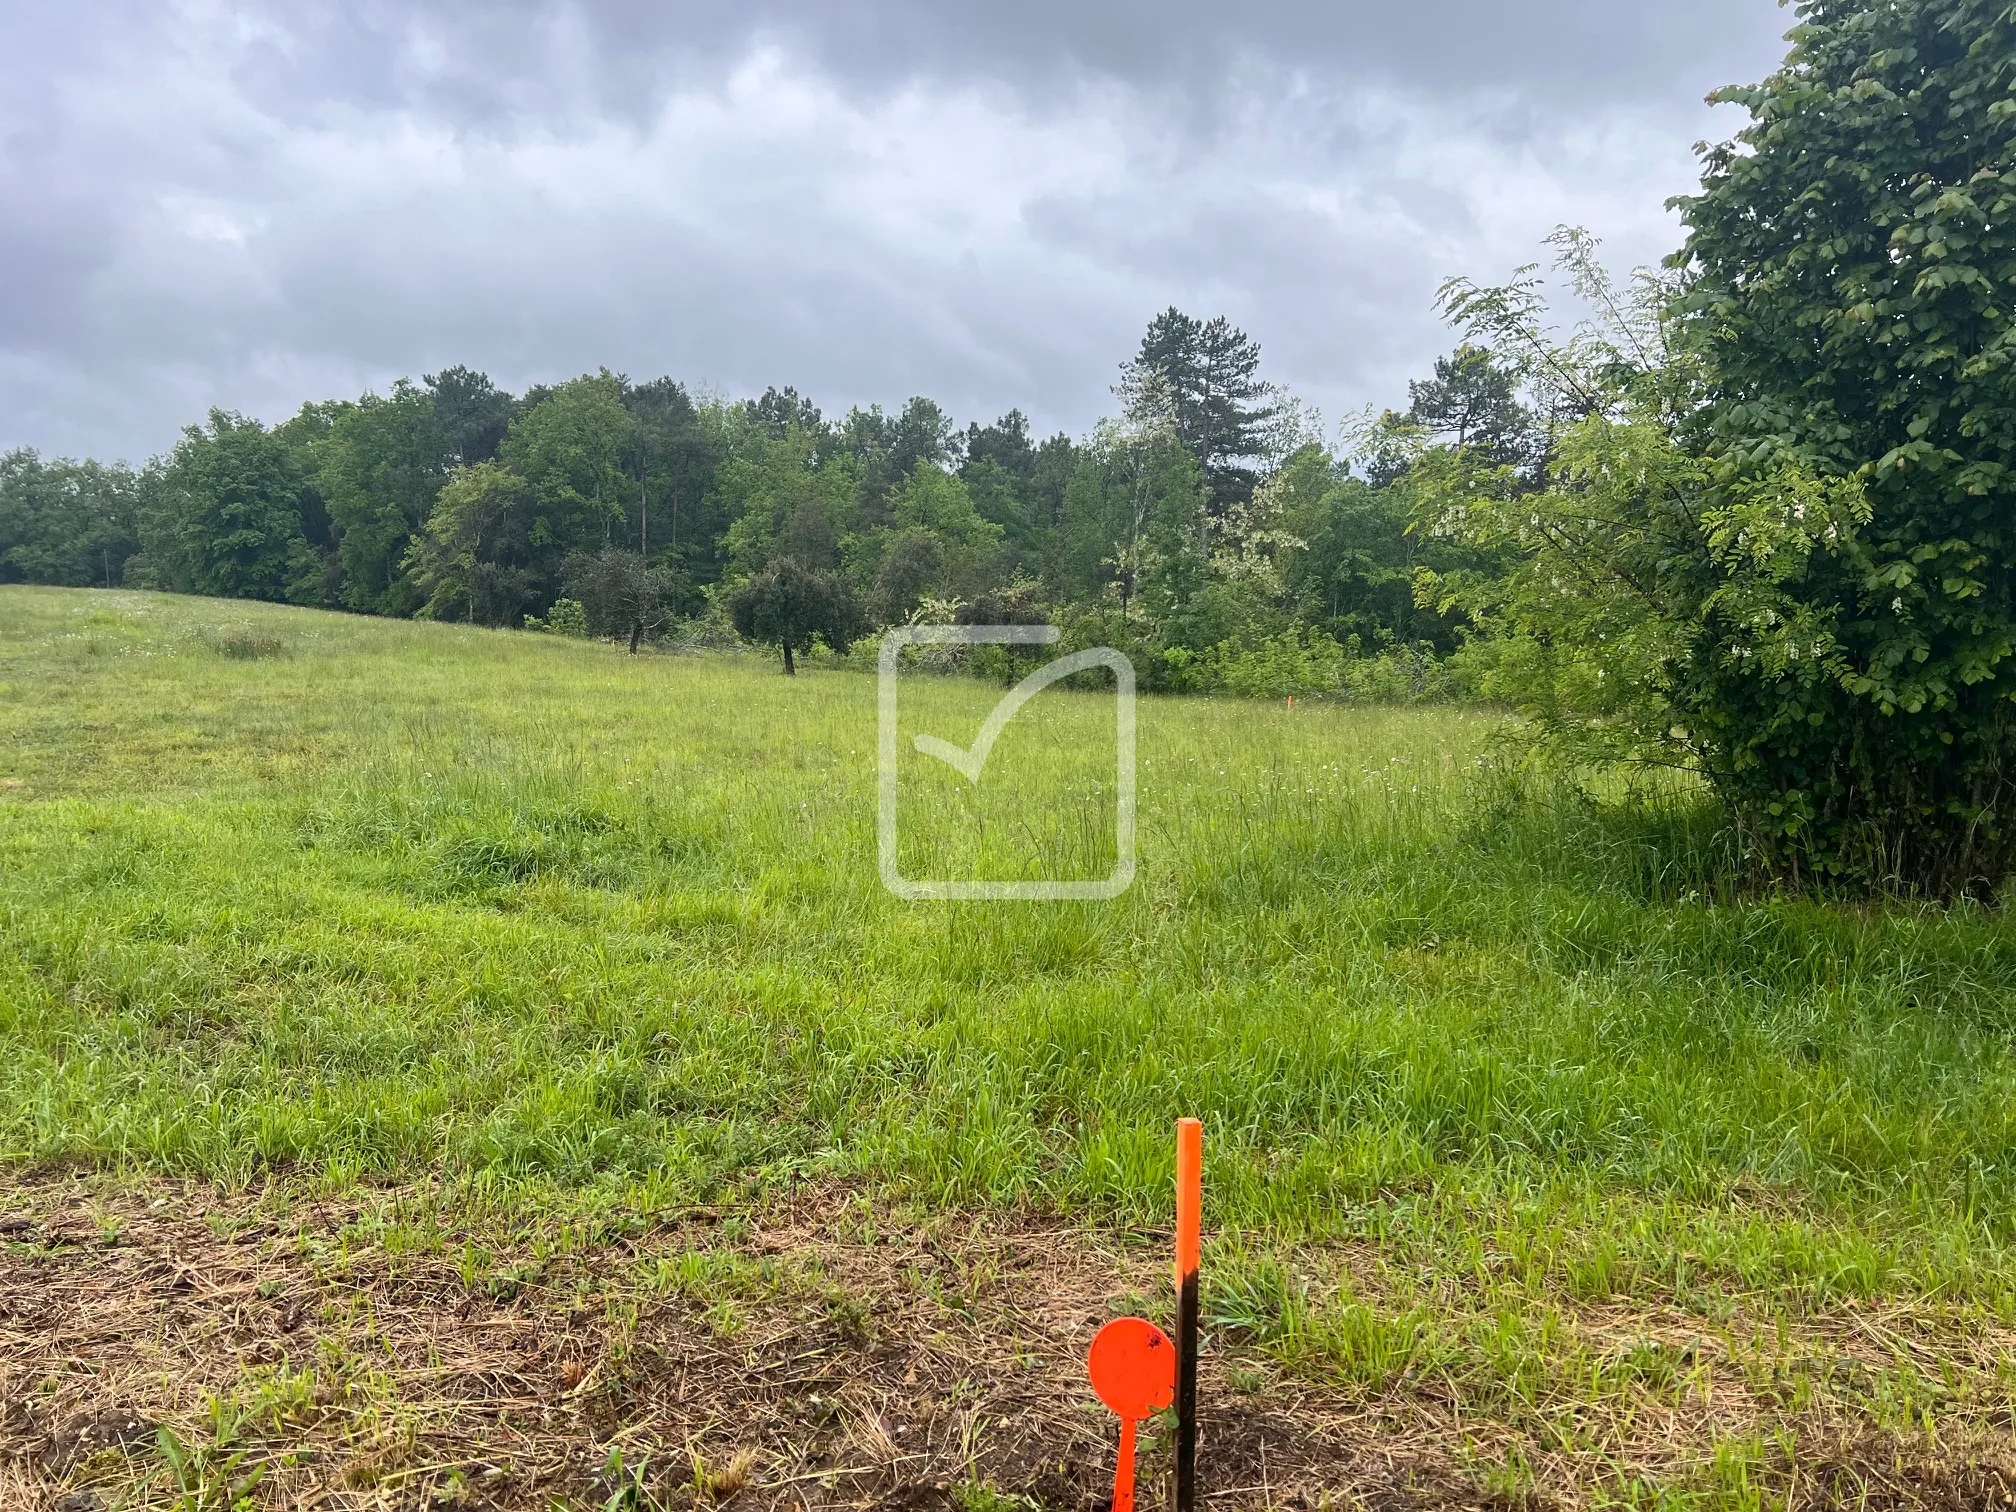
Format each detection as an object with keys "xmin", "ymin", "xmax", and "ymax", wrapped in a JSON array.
[{"xmin": 1088, "ymin": 1317, "xmax": 1176, "ymax": 1512}]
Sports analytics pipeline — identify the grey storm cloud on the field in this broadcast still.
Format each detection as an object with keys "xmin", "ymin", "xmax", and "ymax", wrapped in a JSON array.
[{"xmin": 0, "ymin": 1, "xmax": 1798, "ymax": 462}]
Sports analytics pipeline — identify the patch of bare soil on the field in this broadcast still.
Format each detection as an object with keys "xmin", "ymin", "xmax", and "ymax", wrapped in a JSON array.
[
  {"xmin": 0, "ymin": 1174, "xmax": 1472, "ymax": 1511},
  {"xmin": 0, "ymin": 1173, "xmax": 2010, "ymax": 1511}
]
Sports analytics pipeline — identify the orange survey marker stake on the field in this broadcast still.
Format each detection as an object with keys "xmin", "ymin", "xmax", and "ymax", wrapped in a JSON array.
[
  {"xmin": 1088, "ymin": 1317, "xmax": 1176, "ymax": 1512},
  {"xmin": 1174, "ymin": 1117, "xmax": 1203, "ymax": 1512}
]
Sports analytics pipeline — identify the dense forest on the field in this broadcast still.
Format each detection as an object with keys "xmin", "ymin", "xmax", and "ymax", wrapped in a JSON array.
[{"xmin": 0, "ymin": 309, "xmax": 1524, "ymax": 697}]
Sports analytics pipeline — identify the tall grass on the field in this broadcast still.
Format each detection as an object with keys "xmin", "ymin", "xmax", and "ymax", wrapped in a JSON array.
[{"xmin": 5, "ymin": 586, "xmax": 2016, "ymax": 1314}]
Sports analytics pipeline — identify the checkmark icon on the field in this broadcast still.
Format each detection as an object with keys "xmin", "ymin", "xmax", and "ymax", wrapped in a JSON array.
[
  {"xmin": 911, "ymin": 649, "xmax": 1119, "ymax": 785},
  {"xmin": 877, "ymin": 625, "xmax": 1136, "ymax": 901}
]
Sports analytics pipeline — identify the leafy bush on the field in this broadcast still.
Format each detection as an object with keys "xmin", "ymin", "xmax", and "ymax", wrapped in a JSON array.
[
  {"xmin": 1343, "ymin": 646, "xmax": 1462, "ymax": 705},
  {"xmin": 1176, "ymin": 631, "xmax": 1453, "ymax": 704},
  {"xmin": 1415, "ymin": 0, "xmax": 2016, "ymax": 899},
  {"xmin": 526, "ymin": 598, "xmax": 588, "ymax": 637},
  {"xmin": 1667, "ymin": 0, "xmax": 2016, "ymax": 894},
  {"xmin": 1421, "ymin": 236, "xmax": 1895, "ymax": 889},
  {"xmin": 1181, "ymin": 630, "xmax": 1350, "ymax": 699}
]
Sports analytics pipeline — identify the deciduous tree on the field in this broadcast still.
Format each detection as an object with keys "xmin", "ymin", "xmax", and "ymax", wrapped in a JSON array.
[
  {"xmin": 148, "ymin": 411, "xmax": 322, "ymax": 603},
  {"xmin": 406, "ymin": 462, "xmax": 541, "ymax": 625},
  {"xmin": 563, "ymin": 547, "xmax": 680, "ymax": 653},
  {"xmin": 314, "ymin": 381, "xmax": 453, "ymax": 615},
  {"xmin": 0, "ymin": 450, "xmax": 146, "ymax": 588},
  {"xmin": 727, "ymin": 557, "xmax": 865, "ymax": 674},
  {"xmin": 501, "ymin": 372, "xmax": 636, "ymax": 572}
]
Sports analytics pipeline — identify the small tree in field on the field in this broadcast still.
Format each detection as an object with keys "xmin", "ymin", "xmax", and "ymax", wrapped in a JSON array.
[
  {"xmin": 562, "ymin": 547, "xmax": 678, "ymax": 653},
  {"xmin": 727, "ymin": 557, "xmax": 865, "ymax": 674}
]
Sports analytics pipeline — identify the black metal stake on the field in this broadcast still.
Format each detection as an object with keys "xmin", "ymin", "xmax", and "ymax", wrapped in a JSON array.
[
  {"xmin": 1175, "ymin": 1261, "xmax": 1198, "ymax": 1512},
  {"xmin": 1174, "ymin": 1117, "xmax": 1202, "ymax": 1512}
]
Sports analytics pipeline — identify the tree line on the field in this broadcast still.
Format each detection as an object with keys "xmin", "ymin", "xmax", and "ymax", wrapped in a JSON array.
[{"xmin": 0, "ymin": 308, "xmax": 1524, "ymax": 691}]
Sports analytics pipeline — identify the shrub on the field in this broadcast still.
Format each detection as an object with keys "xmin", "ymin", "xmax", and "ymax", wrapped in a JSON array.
[
  {"xmin": 526, "ymin": 598, "xmax": 588, "ymax": 637},
  {"xmin": 1161, "ymin": 630, "xmax": 1459, "ymax": 705},
  {"xmin": 1189, "ymin": 631, "xmax": 1349, "ymax": 700},
  {"xmin": 1667, "ymin": 0, "xmax": 2016, "ymax": 894},
  {"xmin": 1424, "ymin": 238, "xmax": 1883, "ymax": 889},
  {"xmin": 1422, "ymin": 0, "xmax": 2016, "ymax": 897}
]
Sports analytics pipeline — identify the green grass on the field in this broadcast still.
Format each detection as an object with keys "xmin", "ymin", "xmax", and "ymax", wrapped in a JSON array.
[{"xmin": 6, "ymin": 584, "xmax": 2016, "ymax": 1500}]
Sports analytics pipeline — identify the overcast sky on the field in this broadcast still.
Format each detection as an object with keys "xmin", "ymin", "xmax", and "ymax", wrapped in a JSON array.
[{"xmin": 1, "ymin": 0, "xmax": 1796, "ymax": 463}]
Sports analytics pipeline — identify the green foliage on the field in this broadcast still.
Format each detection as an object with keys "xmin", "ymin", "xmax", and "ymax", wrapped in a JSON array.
[
  {"xmin": 623, "ymin": 375, "xmax": 727, "ymax": 579},
  {"xmin": 148, "ymin": 410, "xmax": 323, "ymax": 603},
  {"xmin": 869, "ymin": 530, "xmax": 944, "ymax": 623},
  {"xmin": 726, "ymin": 556, "xmax": 866, "ymax": 673},
  {"xmin": 880, "ymin": 461, "xmax": 1004, "ymax": 605},
  {"xmin": 1668, "ymin": 0, "xmax": 2016, "ymax": 893},
  {"xmin": 406, "ymin": 462, "xmax": 542, "ymax": 625},
  {"xmin": 502, "ymin": 370, "xmax": 637, "ymax": 561},
  {"xmin": 1403, "ymin": 343, "xmax": 1539, "ymax": 471},
  {"xmin": 1165, "ymin": 629, "xmax": 1457, "ymax": 704},
  {"xmin": 0, "ymin": 448, "xmax": 147, "ymax": 587},
  {"xmin": 1168, "ymin": 631, "xmax": 1351, "ymax": 699},
  {"xmin": 563, "ymin": 547, "xmax": 679, "ymax": 650},
  {"xmin": 1125, "ymin": 306, "xmax": 1277, "ymax": 515},
  {"xmin": 531, "ymin": 597, "xmax": 589, "ymax": 637},
  {"xmin": 12, "ymin": 305, "xmax": 1485, "ymax": 719},
  {"xmin": 1424, "ymin": 227, "xmax": 1980, "ymax": 892},
  {"xmin": 960, "ymin": 456, "xmax": 1039, "ymax": 563},
  {"xmin": 888, "ymin": 462, "xmax": 1001, "ymax": 565},
  {"xmin": 426, "ymin": 363, "xmax": 513, "ymax": 466},
  {"xmin": 957, "ymin": 411, "xmax": 1066, "ymax": 587},
  {"xmin": 838, "ymin": 395, "xmax": 958, "ymax": 519},
  {"xmin": 1284, "ymin": 471, "xmax": 1430, "ymax": 645},
  {"xmin": 1416, "ymin": 0, "xmax": 2016, "ymax": 895},
  {"xmin": 716, "ymin": 421, "xmax": 861, "ymax": 579},
  {"xmin": 310, "ymin": 380, "xmax": 454, "ymax": 616},
  {"xmin": 1057, "ymin": 416, "xmax": 1207, "ymax": 625}
]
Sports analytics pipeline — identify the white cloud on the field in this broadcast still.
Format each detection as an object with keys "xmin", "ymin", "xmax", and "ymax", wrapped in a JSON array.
[{"xmin": 0, "ymin": 1, "xmax": 1789, "ymax": 461}]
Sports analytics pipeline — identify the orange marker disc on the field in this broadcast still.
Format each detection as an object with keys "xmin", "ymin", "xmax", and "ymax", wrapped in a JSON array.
[
  {"xmin": 1088, "ymin": 1317, "xmax": 1176, "ymax": 1512},
  {"xmin": 1089, "ymin": 1316, "xmax": 1176, "ymax": 1419}
]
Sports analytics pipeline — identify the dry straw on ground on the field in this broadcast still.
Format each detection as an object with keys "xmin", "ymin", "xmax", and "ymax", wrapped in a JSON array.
[{"xmin": 1, "ymin": 1173, "xmax": 2012, "ymax": 1511}]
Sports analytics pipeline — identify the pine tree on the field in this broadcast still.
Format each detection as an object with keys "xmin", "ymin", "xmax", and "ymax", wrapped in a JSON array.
[{"xmin": 1122, "ymin": 308, "xmax": 1277, "ymax": 519}]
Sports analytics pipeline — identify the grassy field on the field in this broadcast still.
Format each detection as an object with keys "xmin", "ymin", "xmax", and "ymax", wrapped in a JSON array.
[{"xmin": 4, "ymin": 584, "xmax": 2016, "ymax": 1510}]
